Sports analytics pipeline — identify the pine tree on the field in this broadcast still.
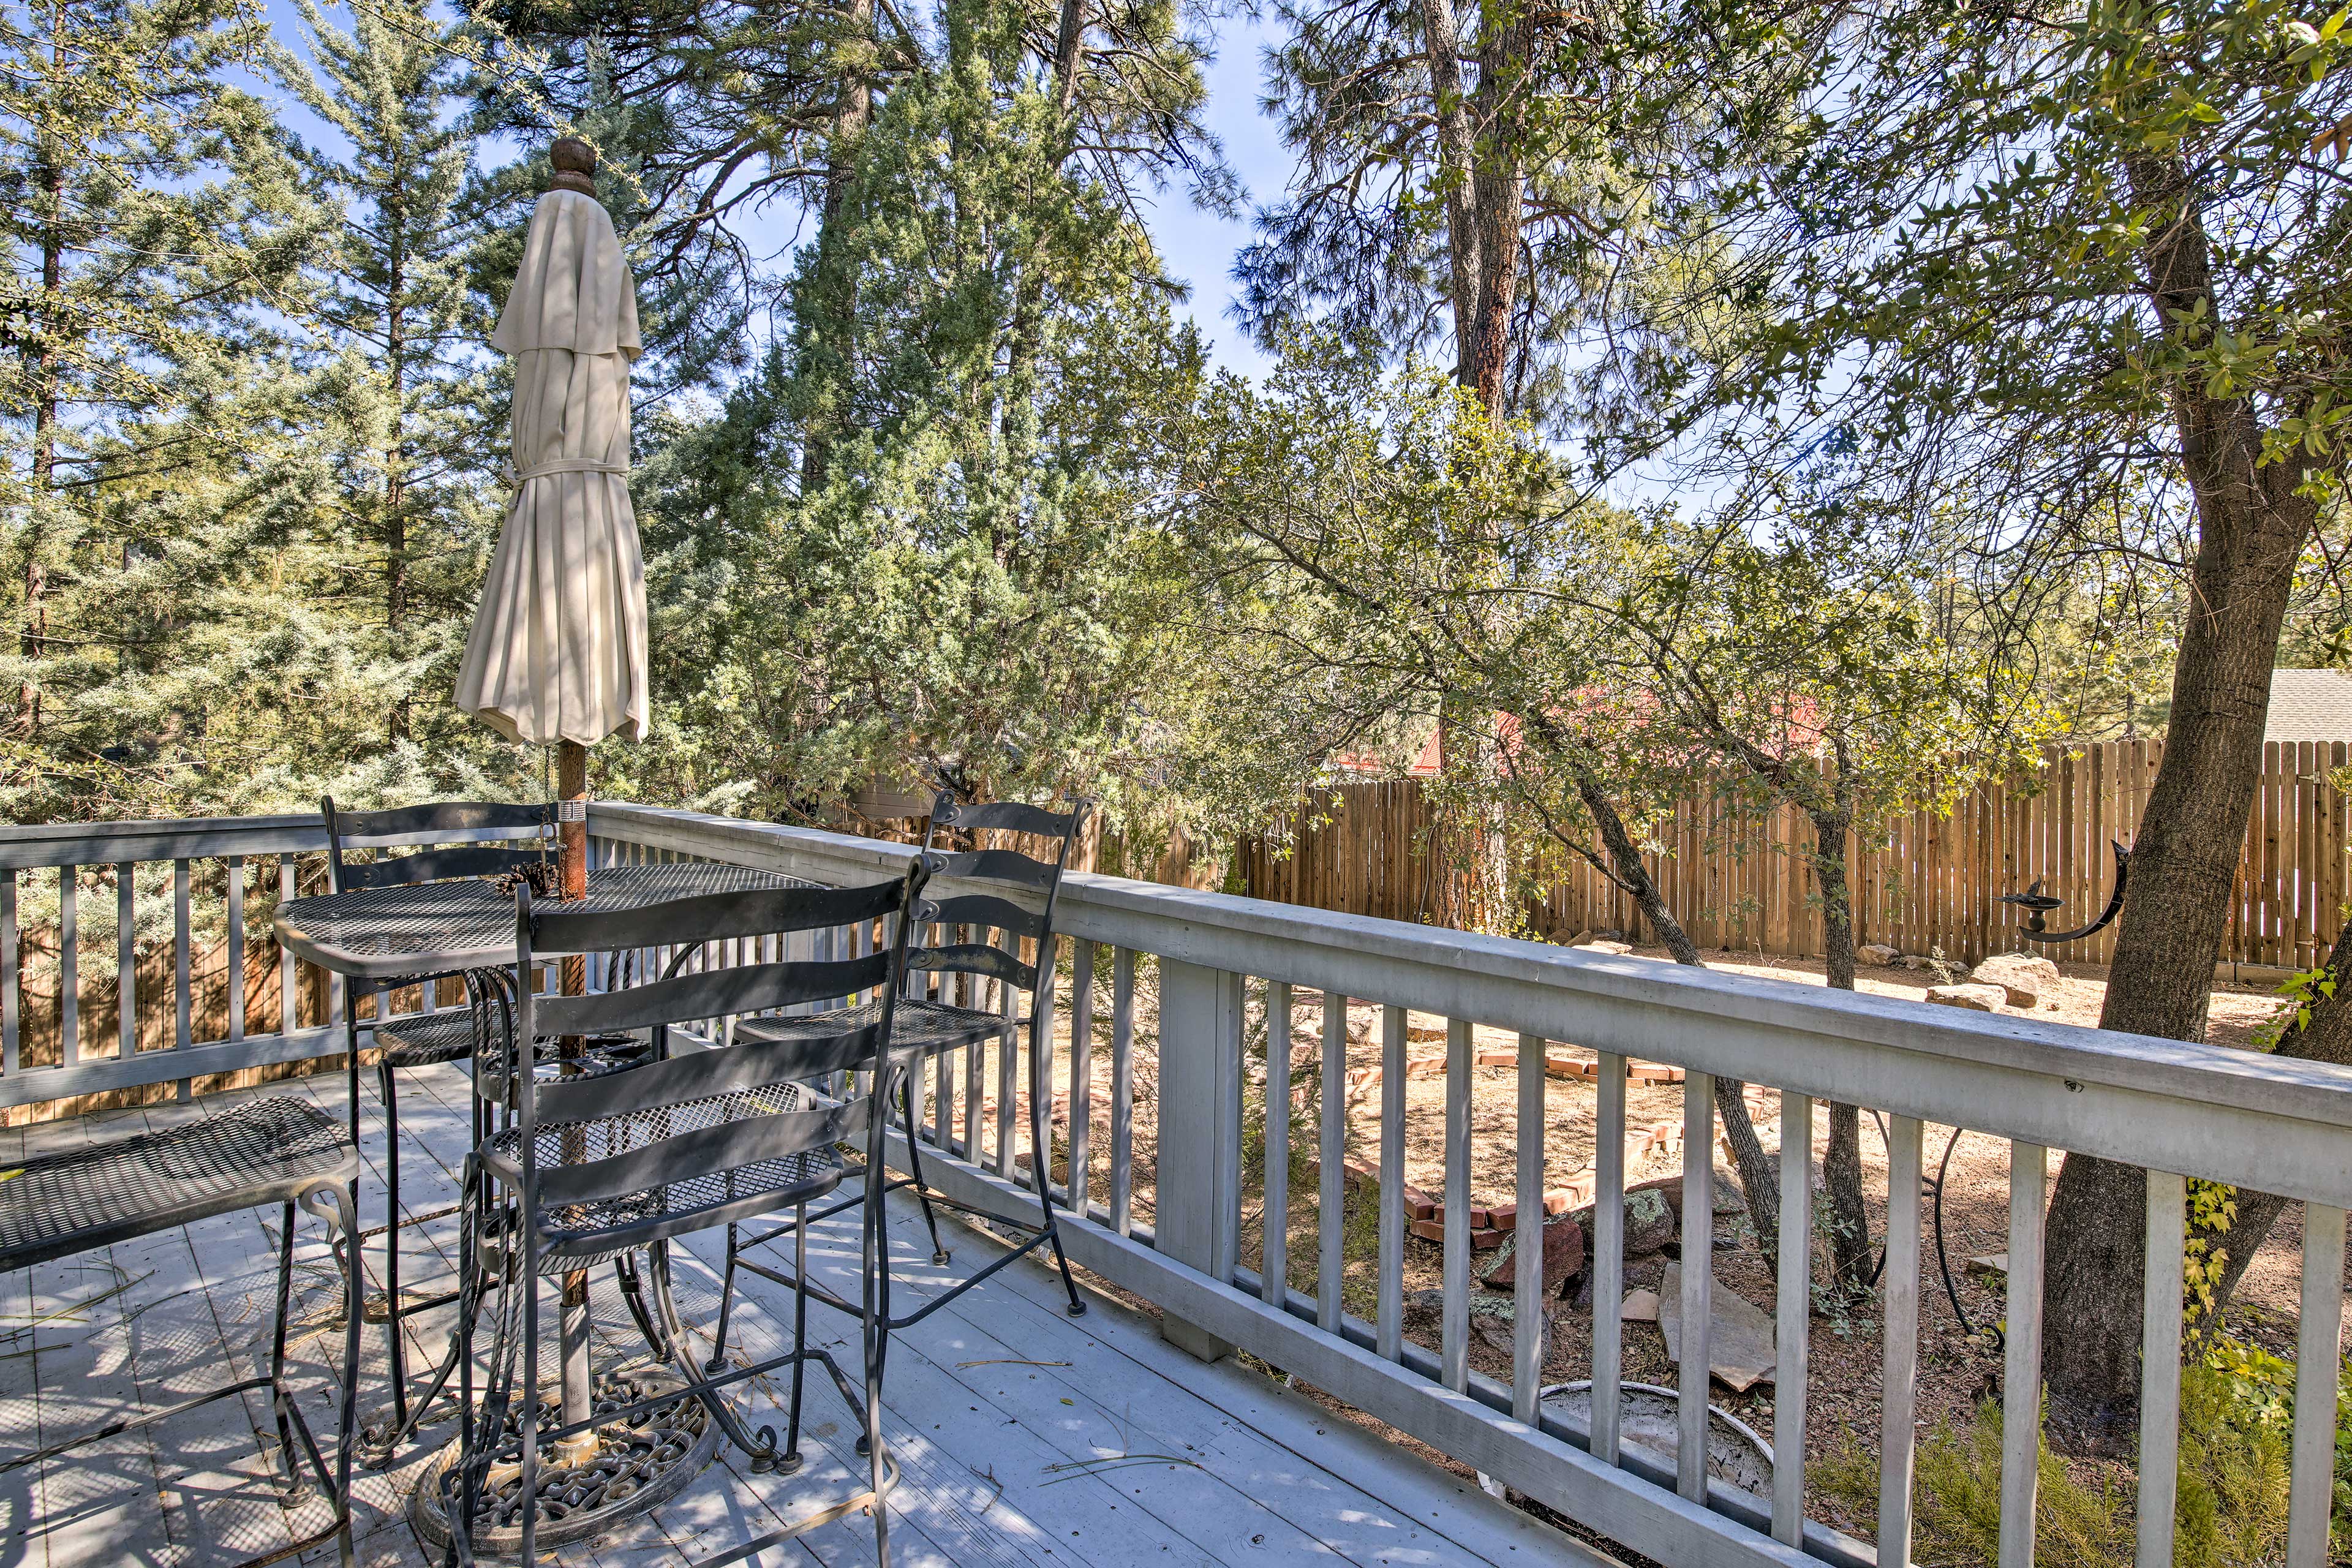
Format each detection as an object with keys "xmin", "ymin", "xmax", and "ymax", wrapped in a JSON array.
[
  {"xmin": 0, "ymin": 0, "xmax": 324, "ymax": 818},
  {"xmin": 270, "ymin": 0, "xmax": 499, "ymax": 749}
]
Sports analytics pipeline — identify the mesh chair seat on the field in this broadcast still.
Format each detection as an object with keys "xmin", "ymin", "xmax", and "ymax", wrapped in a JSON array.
[
  {"xmin": 0, "ymin": 1099, "xmax": 358, "ymax": 1272},
  {"xmin": 735, "ymin": 995, "xmax": 1015, "ymax": 1066},
  {"xmin": 483, "ymin": 1081, "xmax": 846, "ymax": 1268},
  {"xmin": 374, "ymin": 1010, "xmax": 480, "ymax": 1068}
]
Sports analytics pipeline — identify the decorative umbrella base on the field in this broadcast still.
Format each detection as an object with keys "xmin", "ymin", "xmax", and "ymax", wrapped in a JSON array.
[{"xmin": 409, "ymin": 1367, "xmax": 718, "ymax": 1555}]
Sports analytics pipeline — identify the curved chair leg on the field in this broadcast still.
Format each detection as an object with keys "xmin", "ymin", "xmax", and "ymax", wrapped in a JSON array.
[
  {"xmin": 266, "ymin": 1199, "xmax": 306, "ymax": 1496},
  {"xmin": 1026, "ymin": 1025, "xmax": 1087, "ymax": 1317},
  {"xmin": 379, "ymin": 1060, "xmax": 412, "ymax": 1428},
  {"xmin": 646, "ymin": 1241, "xmax": 782, "ymax": 1471},
  {"xmin": 896, "ymin": 1071, "xmax": 951, "ymax": 1265}
]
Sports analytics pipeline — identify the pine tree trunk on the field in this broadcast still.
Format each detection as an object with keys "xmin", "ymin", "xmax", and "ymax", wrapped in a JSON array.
[
  {"xmin": 2037, "ymin": 151, "xmax": 2321, "ymax": 1430},
  {"xmin": 1463, "ymin": 13, "xmax": 1528, "ymax": 411},
  {"xmin": 1571, "ymin": 763, "xmax": 1782, "ymax": 1270}
]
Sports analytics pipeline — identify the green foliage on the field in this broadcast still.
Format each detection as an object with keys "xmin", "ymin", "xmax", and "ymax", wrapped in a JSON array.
[{"xmin": 1818, "ymin": 1372, "xmax": 2306, "ymax": 1566}]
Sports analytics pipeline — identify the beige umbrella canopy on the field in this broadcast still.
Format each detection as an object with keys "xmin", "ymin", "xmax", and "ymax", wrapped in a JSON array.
[{"xmin": 455, "ymin": 143, "xmax": 650, "ymax": 750}]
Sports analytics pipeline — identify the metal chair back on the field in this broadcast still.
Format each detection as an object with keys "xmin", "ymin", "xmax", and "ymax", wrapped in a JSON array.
[
  {"xmin": 909, "ymin": 793, "xmax": 1088, "ymax": 1019},
  {"xmin": 320, "ymin": 796, "xmax": 554, "ymax": 893},
  {"xmin": 507, "ymin": 869, "xmax": 925, "ymax": 1254}
]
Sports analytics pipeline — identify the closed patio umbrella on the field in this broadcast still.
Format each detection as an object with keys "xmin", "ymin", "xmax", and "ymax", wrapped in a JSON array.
[{"xmin": 455, "ymin": 136, "xmax": 650, "ymax": 766}]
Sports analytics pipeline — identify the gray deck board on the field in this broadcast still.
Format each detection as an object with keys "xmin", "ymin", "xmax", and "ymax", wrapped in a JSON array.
[{"xmin": 0, "ymin": 1071, "xmax": 1611, "ymax": 1567}]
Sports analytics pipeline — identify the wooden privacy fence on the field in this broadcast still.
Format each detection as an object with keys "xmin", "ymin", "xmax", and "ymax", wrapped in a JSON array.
[{"xmin": 1242, "ymin": 741, "xmax": 2352, "ymax": 970}]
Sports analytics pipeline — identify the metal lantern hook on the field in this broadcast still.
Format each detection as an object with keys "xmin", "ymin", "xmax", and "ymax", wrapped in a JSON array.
[{"xmin": 1997, "ymin": 838, "xmax": 2131, "ymax": 943}]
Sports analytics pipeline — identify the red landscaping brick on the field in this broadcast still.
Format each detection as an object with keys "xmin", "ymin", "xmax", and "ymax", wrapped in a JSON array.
[{"xmin": 1409, "ymin": 1218, "xmax": 1446, "ymax": 1243}]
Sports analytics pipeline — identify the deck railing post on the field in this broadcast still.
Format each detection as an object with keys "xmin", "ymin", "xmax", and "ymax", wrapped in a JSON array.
[{"xmin": 1156, "ymin": 956, "xmax": 1244, "ymax": 1360}]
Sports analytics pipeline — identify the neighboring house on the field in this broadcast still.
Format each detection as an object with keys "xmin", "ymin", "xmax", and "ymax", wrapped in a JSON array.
[{"xmin": 2265, "ymin": 668, "xmax": 2352, "ymax": 745}]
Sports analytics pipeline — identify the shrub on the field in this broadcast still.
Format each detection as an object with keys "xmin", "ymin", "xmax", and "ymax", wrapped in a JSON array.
[{"xmin": 1814, "ymin": 1364, "xmax": 2303, "ymax": 1566}]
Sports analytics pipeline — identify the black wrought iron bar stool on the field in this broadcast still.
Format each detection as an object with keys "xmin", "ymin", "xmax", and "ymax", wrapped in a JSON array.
[
  {"xmin": 706, "ymin": 794, "xmax": 1091, "ymax": 1383},
  {"xmin": 437, "ymin": 865, "xmax": 927, "ymax": 1567},
  {"xmin": 0, "ymin": 1098, "xmax": 366, "ymax": 1567},
  {"xmin": 320, "ymin": 796, "xmax": 553, "ymax": 1432}
]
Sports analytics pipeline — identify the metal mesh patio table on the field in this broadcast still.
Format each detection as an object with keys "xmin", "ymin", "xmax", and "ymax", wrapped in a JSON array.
[{"xmin": 273, "ymin": 861, "xmax": 807, "ymax": 982}]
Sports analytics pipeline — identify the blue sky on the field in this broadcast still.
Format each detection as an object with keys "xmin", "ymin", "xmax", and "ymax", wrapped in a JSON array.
[{"xmin": 1142, "ymin": 10, "xmax": 1283, "ymax": 381}]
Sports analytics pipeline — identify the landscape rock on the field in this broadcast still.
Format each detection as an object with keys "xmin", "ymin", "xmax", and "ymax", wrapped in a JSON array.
[
  {"xmin": 1583, "ymin": 940, "xmax": 1634, "ymax": 956},
  {"xmin": 1926, "ymin": 982, "xmax": 2008, "ymax": 1012},
  {"xmin": 1621, "ymin": 1288, "xmax": 1660, "ymax": 1321},
  {"xmin": 1902, "ymin": 953, "xmax": 1964, "ymax": 974},
  {"xmin": 1627, "ymin": 1169, "xmax": 1747, "ymax": 1221},
  {"xmin": 1623, "ymin": 1186, "xmax": 1678, "ymax": 1254},
  {"xmin": 1972, "ymin": 952, "xmax": 2062, "ymax": 1007},
  {"xmin": 1657, "ymin": 1262, "xmax": 1777, "ymax": 1392},
  {"xmin": 1480, "ymin": 1215, "xmax": 1586, "ymax": 1294},
  {"xmin": 1858, "ymin": 943, "xmax": 1902, "ymax": 967}
]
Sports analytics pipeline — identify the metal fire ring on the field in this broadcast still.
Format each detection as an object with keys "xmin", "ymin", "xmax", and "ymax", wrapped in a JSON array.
[{"xmin": 409, "ymin": 1367, "xmax": 719, "ymax": 1555}]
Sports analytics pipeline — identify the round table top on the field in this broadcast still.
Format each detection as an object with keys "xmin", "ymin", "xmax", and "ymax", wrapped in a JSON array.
[{"xmin": 273, "ymin": 861, "xmax": 805, "ymax": 982}]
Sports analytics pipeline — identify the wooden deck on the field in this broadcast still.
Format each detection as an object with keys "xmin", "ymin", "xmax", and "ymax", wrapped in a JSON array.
[{"xmin": 0, "ymin": 1064, "xmax": 1608, "ymax": 1567}]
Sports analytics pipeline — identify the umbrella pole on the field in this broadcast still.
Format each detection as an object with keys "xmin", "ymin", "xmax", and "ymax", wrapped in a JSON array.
[{"xmin": 556, "ymin": 737, "xmax": 598, "ymax": 1458}]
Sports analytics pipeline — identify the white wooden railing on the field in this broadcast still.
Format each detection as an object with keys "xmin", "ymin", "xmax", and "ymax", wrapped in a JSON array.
[
  {"xmin": 2, "ymin": 804, "xmax": 2346, "ymax": 1568},
  {"xmin": 589, "ymin": 803, "xmax": 2352, "ymax": 1568}
]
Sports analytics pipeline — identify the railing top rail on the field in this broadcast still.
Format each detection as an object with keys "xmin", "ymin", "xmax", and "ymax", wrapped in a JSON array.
[
  {"xmin": 0, "ymin": 811, "xmax": 553, "ymax": 872},
  {"xmin": 592, "ymin": 802, "xmax": 2352, "ymax": 1208}
]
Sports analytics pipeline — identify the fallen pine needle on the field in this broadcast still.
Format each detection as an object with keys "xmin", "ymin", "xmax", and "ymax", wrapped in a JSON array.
[
  {"xmin": 955, "ymin": 1359, "xmax": 1071, "ymax": 1370},
  {"xmin": 1039, "ymin": 1453, "xmax": 1205, "ymax": 1486}
]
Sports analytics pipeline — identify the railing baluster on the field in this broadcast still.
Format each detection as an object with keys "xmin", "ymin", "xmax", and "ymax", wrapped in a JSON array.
[
  {"xmin": 1592, "ymin": 1050, "xmax": 1627, "ymax": 1465},
  {"xmin": 2000, "ymin": 1142, "xmax": 2048, "ymax": 1568},
  {"xmin": 1677, "ymin": 1069, "xmax": 1715, "ymax": 1502},
  {"xmin": 1, "ymin": 869, "xmax": 18, "ymax": 1077},
  {"xmin": 2286, "ymin": 1202, "xmax": 2346, "ymax": 1567},
  {"xmin": 59, "ymin": 866, "xmax": 78, "ymax": 1066},
  {"xmin": 1879, "ymin": 1114, "xmax": 1923, "ymax": 1566},
  {"xmin": 1512, "ymin": 1033, "xmax": 1545, "ymax": 1422},
  {"xmin": 225, "ymin": 856, "xmax": 244, "ymax": 1045},
  {"xmin": 1438, "ymin": 1016, "xmax": 1472, "ymax": 1392},
  {"xmin": 1068, "ymin": 941, "xmax": 1095, "ymax": 1212},
  {"xmin": 1376, "ymin": 1004, "xmax": 1406, "ymax": 1362},
  {"xmin": 1263, "ymin": 980, "xmax": 1291, "ymax": 1307},
  {"xmin": 279, "ymin": 856, "xmax": 295, "ymax": 1038},
  {"xmin": 117, "ymin": 861, "xmax": 135, "ymax": 1060},
  {"xmin": 1773, "ymin": 1091, "xmax": 1814, "ymax": 1545},
  {"xmin": 172, "ymin": 858, "xmax": 191, "ymax": 1099},
  {"xmin": 2136, "ymin": 1169, "xmax": 2186, "ymax": 1568},
  {"xmin": 1318, "ymin": 991, "xmax": 1348, "ymax": 1332},
  {"xmin": 1110, "ymin": 948, "xmax": 1136, "ymax": 1236}
]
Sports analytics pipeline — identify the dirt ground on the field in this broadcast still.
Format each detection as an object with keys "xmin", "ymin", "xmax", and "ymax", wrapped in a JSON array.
[{"xmin": 937, "ymin": 945, "xmax": 2328, "ymax": 1547}]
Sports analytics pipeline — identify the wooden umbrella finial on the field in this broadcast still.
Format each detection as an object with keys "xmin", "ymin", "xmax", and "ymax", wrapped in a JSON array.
[{"xmin": 549, "ymin": 135, "xmax": 598, "ymax": 196}]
